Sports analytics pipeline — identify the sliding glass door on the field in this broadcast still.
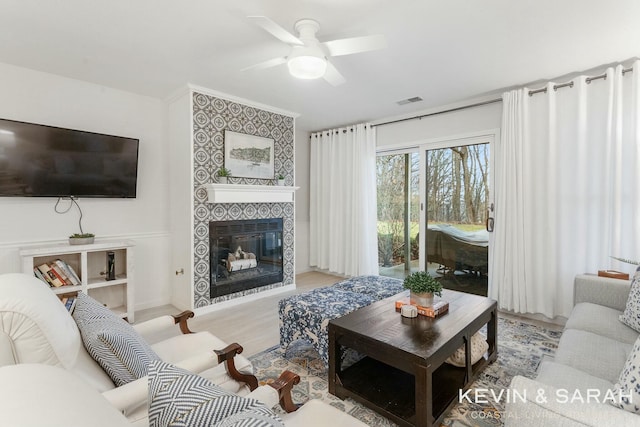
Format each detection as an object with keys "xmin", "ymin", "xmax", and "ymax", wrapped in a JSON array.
[
  {"xmin": 377, "ymin": 133, "xmax": 494, "ymax": 293},
  {"xmin": 376, "ymin": 151, "xmax": 420, "ymax": 279},
  {"xmin": 423, "ymin": 141, "xmax": 490, "ymax": 295}
]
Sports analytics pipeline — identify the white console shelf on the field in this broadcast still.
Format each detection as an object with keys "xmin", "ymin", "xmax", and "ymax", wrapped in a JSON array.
[
  {"xmin": 20, "ymin": 240, "xmax": 135, "ymax": 322},
  {"xmin": 203, "ymin": 184, "xmax": 299, "ymax": 204}
]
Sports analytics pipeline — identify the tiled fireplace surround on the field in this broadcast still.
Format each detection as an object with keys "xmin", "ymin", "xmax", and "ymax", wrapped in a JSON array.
[{"xmin": 190, "ymin": 92, "xmax": 295, "ymax": 308}]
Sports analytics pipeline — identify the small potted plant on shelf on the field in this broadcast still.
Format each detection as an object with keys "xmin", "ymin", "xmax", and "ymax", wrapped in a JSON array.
[
  {"xmin": 69, "ymin": 232, "xmax": 95, "ymax": 246},
  {"xmin": 403, "ymin": 271, "xmax": 443, "ymax": 307},
  {"xmin": 276, "ymin": 174, "xmax": 285, "ymax": 186},
  {"xmin": 217, "ymin": 167, "xmax": 231, "ymax": 184}
]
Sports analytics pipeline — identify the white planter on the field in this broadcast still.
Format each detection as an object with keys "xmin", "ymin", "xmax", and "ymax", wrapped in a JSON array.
[
  {"xmin": 277, "ymin": 179, "xmax": 285, "ymax": 186},
  {"xmin": 217, "ymin": 176, "xmax": 228, "ymax": 184},
  {"xmin": 69, "ymin": 236, "xmax": 95, "ymax": 245},
  {"xmin": 410, "ymin": 291, "xmax": 434, "ymax": 307}
]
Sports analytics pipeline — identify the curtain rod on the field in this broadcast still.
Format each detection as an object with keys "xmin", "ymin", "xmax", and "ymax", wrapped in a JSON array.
[
  {"xmin": 372, "ymin": 98, "xmax": 502, "ymax": 128},
  {"xmin": 312, "ymin": 65, "xmax": 634, "ymax": 134},
  {"xmin": 310, "ymin": 124, "xmax": 372, "ymax": 138},
  {"xmin": 528, "ymin": 67, "xmax": 633, "ymax": 96}
]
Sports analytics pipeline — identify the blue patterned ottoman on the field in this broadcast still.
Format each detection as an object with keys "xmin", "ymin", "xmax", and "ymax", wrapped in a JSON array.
[{"xmin": 278, "ymin": 275, "xmax": 404, "ymax": 365}]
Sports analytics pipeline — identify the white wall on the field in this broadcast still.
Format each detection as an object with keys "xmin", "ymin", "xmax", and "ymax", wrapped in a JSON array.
[
  {"xmin": 0, "ymin": 62, "xmax": 171, "ymax": 310},
  {"xmin": 375, "ymin": 100, "xmax": 502, "ymax": 148},
  {"xmin": 294, "ymin": 128, "xmax": 311, "ymax": 273}
]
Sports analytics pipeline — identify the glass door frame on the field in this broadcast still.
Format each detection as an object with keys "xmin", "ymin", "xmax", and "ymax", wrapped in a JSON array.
[
  {"xmin": 417, "ymin": 131, "xmax": 498, "ymax": 272},
  {"xmin": 376, "ymin": 146, "xmax": 420, "ymax": 276}
]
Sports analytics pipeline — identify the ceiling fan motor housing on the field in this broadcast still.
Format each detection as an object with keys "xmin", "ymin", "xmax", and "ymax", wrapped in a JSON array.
[{"xmin": 288, "ymin": 19, "xmax": 327, "ymax": 79}]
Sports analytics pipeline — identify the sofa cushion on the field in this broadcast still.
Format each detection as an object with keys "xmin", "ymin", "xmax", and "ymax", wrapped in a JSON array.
[
  {"xmin": 148, "ymin": 360, "xmax": 284, "ymax": 427},
  {"xmin": 619, "ymin": 266, "xmax": 640, "ymax": 332},
  {"xmin": 554, "ymin": 329, "xmax": 632, "ymax": 383},
  {"xmin": 73, "ymin": 292, "xmax": 161, "ymax": 386},
  {"xmin": 566, "ymin": 302, "xmax": 639, "ymax": 344},
  {"xmin": 282, "ymin": 399, "xmax": 370, "ymax": 427},
  {"xmin": 610, "ymin": 334, "xmax": 640, "ymax": 413},
  {"xmin": 536, "ymin": 360, "xmax": 615, "ymax": 394},
  {"xmin": 0, "ymin": 364, "xmax": 130, "ymax": 427}
]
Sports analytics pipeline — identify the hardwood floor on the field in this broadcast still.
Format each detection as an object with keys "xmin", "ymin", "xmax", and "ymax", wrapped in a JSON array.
[
  {"xmin": 135, "ymin": 271, "xmax": 343, "ymax": 357},
  {"xmin": 135, "ymin": 271, "xmax": 564, "ymax": 357}
]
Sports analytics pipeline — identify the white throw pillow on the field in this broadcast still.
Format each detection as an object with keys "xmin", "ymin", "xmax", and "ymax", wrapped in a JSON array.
[
  {"xmin": 610, "ymin": 334, "xmax": 640, "ymax": 413},
  {"xmin": 445, "ymin": 332, "xmax": 489, "ymax": 367},
  {"xmin": 619, "ymin": 266, "xmax": 640, "ymax": 332}
]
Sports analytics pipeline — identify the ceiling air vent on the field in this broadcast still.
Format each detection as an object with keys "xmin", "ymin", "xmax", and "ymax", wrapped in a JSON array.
[{"xmin": 396, "ymin": 96, "xmax": 423, "ymax": 106}]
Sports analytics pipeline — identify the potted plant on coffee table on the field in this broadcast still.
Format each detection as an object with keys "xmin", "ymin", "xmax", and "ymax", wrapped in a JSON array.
[
  {"xmin": 403, "ymin": 271, "xmax": 443, "ymax": 307},
  {"xmin": 217, "ymin": 167, "xmax": 231, "ymax": 184}
]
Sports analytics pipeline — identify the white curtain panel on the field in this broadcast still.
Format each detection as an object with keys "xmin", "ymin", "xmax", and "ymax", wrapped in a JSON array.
[
  {"xmin": 490, "ymin": 60, "xmax": 640, "ymax": 319},
  {"xmin": 309, "ymin": 123, "xmax": 379, "ymax": 276}
]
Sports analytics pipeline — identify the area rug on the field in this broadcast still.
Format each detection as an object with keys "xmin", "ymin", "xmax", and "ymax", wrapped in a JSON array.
[{"xmin": 248, "ymin": 316, "xmax": 562, "ymax": 427}]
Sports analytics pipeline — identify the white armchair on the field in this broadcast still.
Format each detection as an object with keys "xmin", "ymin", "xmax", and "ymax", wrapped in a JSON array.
[
  {"xmin": 0, "ymin": 272, "xmax": 369, "ymax": 427},
  {"xmin": 0, "ymin": 273, "xmax": 257, "ymax": 423},
  {"xmin": 0, "ymin": 363, "xmax": 370, "ymax": 427}
]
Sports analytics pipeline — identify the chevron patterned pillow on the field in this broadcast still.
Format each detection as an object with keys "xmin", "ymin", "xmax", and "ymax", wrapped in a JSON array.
[
  {"xmin": 73, "ymin": 292, "xmax": 161, "ymax": 386},
  {"xmin": 148, "ymin": 360, "xmax": 285, "ymax": 427}
]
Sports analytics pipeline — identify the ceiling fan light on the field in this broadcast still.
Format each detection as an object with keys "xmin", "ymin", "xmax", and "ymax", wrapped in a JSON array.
[{"xmin": 287, "ymin": 55, "xmax": 327, "ymax": 79}]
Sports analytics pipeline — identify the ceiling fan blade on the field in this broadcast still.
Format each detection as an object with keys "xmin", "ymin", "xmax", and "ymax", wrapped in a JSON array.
[
  {"xmin": 323, "ymin": 61, "xmax": 346, "ymax": 86},
  {"xmin": 241, "ymin": 57, "xmax": 287, "ymax": 72},
  {"xmin": 248, "ymin": 16, "xmax": 303, "ymax": 46},
  {"xmin": 323, "ymin": 34, "xmax": 387, "ymax": 57}
]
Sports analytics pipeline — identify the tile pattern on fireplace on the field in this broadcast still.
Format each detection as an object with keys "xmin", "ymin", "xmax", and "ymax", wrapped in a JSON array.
[{"xmin": 191, "ymin": 92, "xmax": 295, "ymax": 308}]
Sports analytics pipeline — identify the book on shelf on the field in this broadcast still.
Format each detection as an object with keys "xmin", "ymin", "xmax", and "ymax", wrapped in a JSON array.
[
  {"xmin": 33, "ymin": 260, "xmax": 81, "ymax": 287},
  {"xmin": 55, "ymin": 259, "xmax": 80, "ymax": 285},
  {"xmin": 50, "ymin": 264, "xmax": 72, "ymax": 286},
  {"xmin": 35, "ymin": 263, "xmax": 65, "ymax": 287},
  {"xmin": 395, "ymin": 297, "xmax": 449, "ymax": 318},
  {"xmin": 59, "ymin": 296, "xmax": 77, "ymax": 313},
  {"xmin": 35, "ymin": 263, "xmax": 53, "ymax": 286},
  {"xmin": 33, "ymin": 267, "xmax": 48, "ymax": 284}
]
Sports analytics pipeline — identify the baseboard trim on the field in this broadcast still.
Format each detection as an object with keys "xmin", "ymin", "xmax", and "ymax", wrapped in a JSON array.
[{"xmin": 193, "ymin": 283, "xmax": 297, "ymax": 316}]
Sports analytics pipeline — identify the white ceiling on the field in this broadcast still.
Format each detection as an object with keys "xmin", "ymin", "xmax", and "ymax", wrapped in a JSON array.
[{"xmin": 0, "ymin": 0, "xmax": 639, "ymax": 131}]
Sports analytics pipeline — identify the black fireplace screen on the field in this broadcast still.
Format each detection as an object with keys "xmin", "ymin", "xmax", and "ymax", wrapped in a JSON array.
[{"xmin": 209, "ymin": 218, "xmax": 283, "ymax": 298}]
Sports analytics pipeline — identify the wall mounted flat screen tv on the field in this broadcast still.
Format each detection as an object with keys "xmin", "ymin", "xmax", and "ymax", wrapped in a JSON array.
[{"xmin": 0, "ymin": 118, "xmax": 139, "ymax": 198}]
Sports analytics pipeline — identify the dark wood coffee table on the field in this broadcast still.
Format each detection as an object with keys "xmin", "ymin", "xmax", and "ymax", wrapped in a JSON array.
[{"xmin": 328, "ymin": 289, "xmax": 497, "ymax": 427}]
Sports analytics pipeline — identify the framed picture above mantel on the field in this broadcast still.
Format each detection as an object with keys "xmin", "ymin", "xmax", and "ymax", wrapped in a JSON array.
[{"xmin": 224, "ymin": 130, "xmax": 274, "ymax": 179}]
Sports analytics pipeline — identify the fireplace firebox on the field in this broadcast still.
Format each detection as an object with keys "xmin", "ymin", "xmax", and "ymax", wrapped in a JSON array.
[{"xmin": 209, "ymin": 218, "xmax": 283, "ymax": 298}]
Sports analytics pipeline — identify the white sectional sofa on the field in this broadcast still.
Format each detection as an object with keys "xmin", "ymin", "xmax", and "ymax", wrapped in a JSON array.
[{"xmin": 506, "ymin": 274, "xmax": 640, "ymax": 426}]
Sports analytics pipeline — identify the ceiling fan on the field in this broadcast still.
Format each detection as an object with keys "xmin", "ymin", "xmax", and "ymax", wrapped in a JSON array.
[{"xmin": 242, "ymin": 16, "xmax": 386, "ymax": 86}]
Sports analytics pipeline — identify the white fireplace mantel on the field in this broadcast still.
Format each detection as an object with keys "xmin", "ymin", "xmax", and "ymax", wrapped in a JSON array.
[{"xmin": 202, "ymin": 184, "xmax": 299, "ymax": 204}]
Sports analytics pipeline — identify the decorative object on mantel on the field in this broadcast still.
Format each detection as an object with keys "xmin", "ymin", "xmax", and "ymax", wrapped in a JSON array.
[
  {"xmin": 403, "ymin": 270, "xmax": 443, "ymax": 307},
  {"xmin": 216, "ymin": 167, "xmax": 232, "ymax": 184},
  {"xmin": 276, "ymin": 174, "xmax": 285, "ymax": 186},
  {"xmin": 224, "ymin": 130, "xmax": 274, "ymax": 179}
]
